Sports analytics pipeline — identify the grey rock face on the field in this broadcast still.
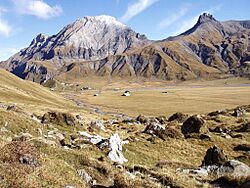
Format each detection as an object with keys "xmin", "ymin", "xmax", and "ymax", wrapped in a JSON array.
[
  {"xmin": 0, "ymin": 15, "xmax": 149, "ymax": 82},
  {"xmin": 10, "ymin": 15, "xmax": 149, "ymax": 62}
]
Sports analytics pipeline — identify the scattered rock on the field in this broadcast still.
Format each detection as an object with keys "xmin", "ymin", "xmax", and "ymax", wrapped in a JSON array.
[
  {"xmin": 232, "ymin": 107, "xmax": 246, "ymax": 117},
  {"xmin": 217, "ymin": 160, "xmax": 250, "ymax": 177},
  {"xmin": 60, "ymin": 137, "xmax": 72, "ymax": 148},
  {"xmin": 234, "ymin": 144, "xmax": 250, "ymax": 152},
  {"xmin": 208, "ymin": 110, "xmax": 229, "ymax": 117},
  {"xmin": 6, "ymin": 105, "xmax": 22, "ymax": 112},
  {"xmin": 168, "ymin": 112, "xmax": 188, "ymax": 123},
  {"xmin": 136, "ymin": 114, "xmax": 150, "ymax": 124},
  {"xmin": 181, "ymin": 160, "xmax": 250, "ymax": 178},
  {"xmin": 42, "ymin": 79, "xmax": 57, "ymax": 88},
  {"xmin": 155, "ymin": 116, "xmax": 168, "ymax": 124},
  {"xmin": 78, "ymin": 169, "xmax": 93, "ymax": 184},
  {"xmin": 181, "ymin": 115, "xmax": 205, "ymax": 136},
  {"xmin": 199, "ymin": 133, "xmax": 212, "ymax": 140},
  {"xmin": 209, "ymin": 126, "xmax": 229, "ymax": 133},
  {"xmin": 19, "ymin": 153, "xmax": 39, "ymax": 167},
  {"xmin": 202, "ymin": 145, "xmax": 227, "ymax": 166},
  {"xmin": 144, "ymin": 122, "xmax": 165, "ymax": 135},
  {"xmin": 108, "ymin": 133, "xmax": 128, "ymax": 164},
  {"xmin": 211, "ymin": 176, "xmax": 250, "ymax": 188},
  {"xmin": 40, "ymin": 138, "xmax": 57, "ymax": 146},
  {"xmin": 78, "ymin": 131, "xmax": 106, "ymax": 145},
  {"xmin": 41, "ymin": 111, "xmax": 76, "ymax": 126},
  {"xmin": 90, "ymin": 120, "xmax": 105, "ymax": 131},
  {"xmin": 229, "ymin": 132, "xmax": 243, "ymax": 138},
  {"xmin": 31, "ymin": 114, "xmax": 42, "ymax": 123},
  {"xmin": 13, "ymin": 132, "xmax": 33, "ymax": 141},
  {"xmin": 0, "ymin": 127, "xmax": 9, "ymax": 133},
  {"xmin": 220, "ymin": 132, "xmax": 232, "ymax": 139},
  {"xmin": 235, "ymin": 122, "xmax": 250, "ymax": 132}
]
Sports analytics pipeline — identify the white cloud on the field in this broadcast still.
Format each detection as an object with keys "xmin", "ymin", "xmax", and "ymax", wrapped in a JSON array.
[
  {"xmin": 120, "ymin": 0, "xmax": 159, "ymax": 22},
  {"xmin": 12, "ymin": 0, "xmax": 63, "ymax": 19},
  {"xmin": 171, "ymin": 4, "xmax": 223, "ymax": 36},
  {"xmin": 0, "ymin": 7, "xmax": 11, "ymax": 36},
  {"xmin": 158, "ymin": 6, "xmax": 190, "ymax": 29}
]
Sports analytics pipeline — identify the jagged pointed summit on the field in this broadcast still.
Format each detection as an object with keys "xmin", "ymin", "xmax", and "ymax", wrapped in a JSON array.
[
  {"xmin": 197, "ymin": 13, "xmax": 217, "ymax": 24},
  {"xmin": 179, "ymin": 13, "xmax": 224, "ymax": 37}
]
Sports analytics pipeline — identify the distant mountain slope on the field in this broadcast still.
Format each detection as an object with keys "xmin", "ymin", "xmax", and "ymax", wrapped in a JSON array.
[
  {"xmin": 1, "ymin": 13, "xmax": 250, "ymax": 83},
  {"xmin": 0, "ymin": 68, "xmax": 72, "ymax": 107}
]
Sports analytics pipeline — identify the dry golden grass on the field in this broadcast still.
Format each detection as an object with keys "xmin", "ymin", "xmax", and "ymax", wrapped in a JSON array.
[{"xmin": 76, "ymin": 85, "xmax": 250, "ymax": 117}]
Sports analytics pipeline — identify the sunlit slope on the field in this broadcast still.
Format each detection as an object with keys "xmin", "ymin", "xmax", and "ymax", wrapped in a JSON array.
[{"xmin": 0, "ymin": 68, "xmax": 73, "ymax": 108}]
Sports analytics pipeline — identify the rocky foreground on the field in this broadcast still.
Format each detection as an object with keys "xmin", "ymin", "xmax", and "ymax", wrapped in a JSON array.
[{"xmin": 0, "ymin": 104, "xmax": 250, "ymax": 187}]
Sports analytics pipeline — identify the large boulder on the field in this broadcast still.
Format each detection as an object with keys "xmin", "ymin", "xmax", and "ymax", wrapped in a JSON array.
[
  {"xmin": 202, "ymin": 145, "xmax": 227, "ymax": 166},
  {"xmin": 168, "ymin": 112, "xmax": 188, "ymax": 123},
  {"xmin": 181, "ymin": 115, "xmax": 205, "ymax": 136},
  {"xmin": 41, "ymin": 111, "xmax": 76, "ymax": 126},
  {"xmin": 232, "ymin": 107, "xmax": 246, "ymax": 117},
  {"xmin": 108, "ymin": 133, "xmax": 128, "ymax": 164}
]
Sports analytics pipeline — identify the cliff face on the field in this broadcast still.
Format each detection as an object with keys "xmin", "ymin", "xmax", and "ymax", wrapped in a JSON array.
[{"xmin": 1, "ymin": 13, "xmax": 250, "ymax": 83}]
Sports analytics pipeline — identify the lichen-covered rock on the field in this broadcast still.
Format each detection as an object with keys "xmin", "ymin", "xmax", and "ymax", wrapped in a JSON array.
[
  {"xmin": 90, "ymin": 120, "xmax": 105, "ymax": 131},
  {"xmin": 202, "ymin": 145, "xmax": 227, "ymax": 166},
  {"xmin": 77, "ymin": 169, "xmax": 92, "ymax": 184},
  {"xmin": 168, "ymin": 112, "xmax": 189, "ymax": 123},
  {"xmin": 41, "ymin": 111, "xmax": 76, "ymax": 126},
  {"xmin": 232, "ymin": 107, "xmax": 246, "ymax": 117},
  {"xmin": 181, "ymin": 115, "xmax": 205, "ymax": 136},
  {"xmin": 108, "ymin": 133, "xmax": 128, "ymax": 164},
  {"xmin": 144, "ymin": 122, "xmax": 165, "ymax": 135}
]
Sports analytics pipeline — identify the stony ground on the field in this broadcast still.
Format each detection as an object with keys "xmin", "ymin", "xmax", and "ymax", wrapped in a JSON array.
[{"xmin": 0, "ymin": 102, "xmax": 249, "ymax": 188}]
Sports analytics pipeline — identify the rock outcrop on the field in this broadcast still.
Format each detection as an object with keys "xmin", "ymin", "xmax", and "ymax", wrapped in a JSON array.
[
  {"xmin": 202, "ymin": 146, "xmax": 227, "ymax": 166},
  {"xmin": 108, "ymin": 133, "xmax": 128, "ymax": 164},
  {"xmin": 181, "ymin": 115, "xmax": 205, "ymax": 136}
]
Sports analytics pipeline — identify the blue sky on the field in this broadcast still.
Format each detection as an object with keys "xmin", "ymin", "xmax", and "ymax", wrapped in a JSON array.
[{"xmin": 0, "ymin": 0, "xmax": 250, "ymax": 61}]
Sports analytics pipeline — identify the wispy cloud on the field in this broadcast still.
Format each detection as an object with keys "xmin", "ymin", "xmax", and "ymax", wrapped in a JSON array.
[
  {"xmin": 0, "ymin": 7, "xmax": 11, "ymax": 37},
  {"xmin": 120, "ymin": 0, "xmax": 159, "ymax": 22},
  {"xmin": 12, "ymin": 0, "xmax": 63, "ymax": 19},
  {"xmin": 171, "ymin": 4, "xmax": 223, "ymax": 36},
  {"xmin": 158, "ymin": 6, "xmax": 190, "ymax": 29}
]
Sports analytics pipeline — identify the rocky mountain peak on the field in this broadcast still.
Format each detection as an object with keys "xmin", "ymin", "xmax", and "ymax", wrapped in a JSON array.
[
  {"xmin": 3, "ymin": 14, "xmax": 149, "ymax": 63},
  {"xmin": 75, "ymin": 15, "xmax": 127, "ymax": 28},
  {"xmin": 197, "ymin": 13, "xmax": 217, "ymax": 24}
]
